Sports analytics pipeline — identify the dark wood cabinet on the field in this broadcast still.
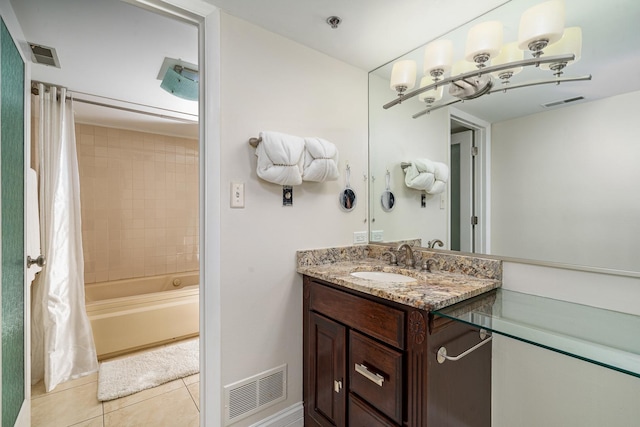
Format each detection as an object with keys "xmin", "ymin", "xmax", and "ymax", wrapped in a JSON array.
[{"xmin": 303, "ymin": 276, "xmax": 491, "ymax": 427}]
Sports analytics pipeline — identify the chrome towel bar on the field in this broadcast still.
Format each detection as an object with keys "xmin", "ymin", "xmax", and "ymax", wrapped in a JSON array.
[{"xmin": 437, "ymin": 329, "xmax": 492, "ymax": 364}]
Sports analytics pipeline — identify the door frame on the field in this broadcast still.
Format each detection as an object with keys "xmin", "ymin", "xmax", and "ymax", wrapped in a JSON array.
[
  {"xmin": 449, "ymin": 107, "xmax": 491, "ymax": 255},
  {"xmin": 123, "ymin": 0, "xmax": 223, "ymax": 425}
]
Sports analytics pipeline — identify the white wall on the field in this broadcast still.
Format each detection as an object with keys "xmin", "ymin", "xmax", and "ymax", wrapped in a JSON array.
[
  {"xmin": 491, "ymin": 91, "xmax": 640, "ymax": 271},
  {"xmin": 219, "ymin": 13, "xmax": 368, "ymax": 425},
  {"xmin": 369, "ymin": 74, "xmax": 450, "ymax": 245}
]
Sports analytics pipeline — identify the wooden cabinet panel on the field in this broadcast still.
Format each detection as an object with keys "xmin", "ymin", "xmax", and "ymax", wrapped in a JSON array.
[
  {"xmin": 427, "ymin": 315, "xmax": 492, "ymax": 427},
  {"xmin": 310, "ymin": 281, "xmax": 405, "ymax": 348},
  {"xmin": 349, "ymin": 394, "xmax": 398, "ymax": 427},
  {"xmin": 307, "ymin": 312, "xmax": 347, "ymax": 426},
  {"xmin": 349, "ymin": 331, "xmax": 403, "ymax": 424},
  {"xmin": 304, "ymin": 276, "xmax": 492, "ymax": 426}
]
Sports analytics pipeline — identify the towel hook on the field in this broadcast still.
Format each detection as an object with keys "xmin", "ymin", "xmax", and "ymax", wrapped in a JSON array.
[{"xmin": 249, "ymin": 137, "xmax": 262, "ymax": 148}]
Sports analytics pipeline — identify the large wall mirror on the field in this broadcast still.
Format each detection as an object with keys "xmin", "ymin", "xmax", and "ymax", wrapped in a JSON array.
[{"xmin": 369, "ymin": 0, "xmax": 640, "ymax": 275}]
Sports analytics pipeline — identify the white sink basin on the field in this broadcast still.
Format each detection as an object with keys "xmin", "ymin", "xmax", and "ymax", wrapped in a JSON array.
[{"xmin": 350, "ymin": 271, "xmax": 417, "ymax": 283}]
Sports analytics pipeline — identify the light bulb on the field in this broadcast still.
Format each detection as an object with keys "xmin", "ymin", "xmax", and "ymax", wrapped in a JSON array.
[
  {"xmin": 518, "ymin": 0, "xmax": 565, "ymax": 56},
  {"xmin": 465, "ymin": 21, "xmax": 504, "ymax": 66},
  {"xmin": 491, "ymin": 42, "xmax": 524, "ymax": 80},
  {"xmin": 423, "ymin": 39, "xmax": 453, "ymax": 80},
  {"xmin": 390, "ymin": 60, "xmax": 417, "ymax": 93},
  {"xmin": 540, "ymin": 27, "xmax": 582, "ymax": 72}
]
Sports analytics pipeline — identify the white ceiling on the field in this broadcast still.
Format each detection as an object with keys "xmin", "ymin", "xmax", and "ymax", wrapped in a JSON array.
[
  {"xmin": 201, "ymin": 0, "xmax": 508, "ymax": 71},
  {"xmin": 10, "ymin": 0, "xmax": 640, "ymax": 135}
]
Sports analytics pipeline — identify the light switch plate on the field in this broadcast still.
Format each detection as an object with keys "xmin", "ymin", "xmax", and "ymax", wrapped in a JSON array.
[
  {"xmin": 440, "ymin": 194, "xmax": 446, "ymax": 209},
  {"xmin": 231, "ymin": 182, "xmax": 244, "ymax": 208},
  {"xmin": 371, "ymin": 230, "xmax": 383, "ymax": 242}
]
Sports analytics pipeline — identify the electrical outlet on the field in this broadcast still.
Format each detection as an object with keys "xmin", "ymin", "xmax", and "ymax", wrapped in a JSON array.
[
  {"xmin": 371, "ymin": 230, "xmax": 384, "ymax": 242},
  {"xmin": 353, "ymin": 231, "xmax": 367, "ymax": 244},
  {"xmin": 231, "ymin": 182, "xmax": 244, "ymax": 208}
]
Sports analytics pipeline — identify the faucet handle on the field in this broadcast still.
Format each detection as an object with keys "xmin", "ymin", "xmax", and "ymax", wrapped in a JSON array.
[
  {"xmin": 382, "ymin": 251, "xmax": 397, "ymax": 265},
  {"xmin": 422, "ymin": 258, "xmax": 434, "ymax": 272}
]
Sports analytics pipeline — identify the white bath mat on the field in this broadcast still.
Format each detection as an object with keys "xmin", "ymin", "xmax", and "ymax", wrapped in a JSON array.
[{"xmin": 97, "ymin": 338, "xmax": 199, "ymax": 401}]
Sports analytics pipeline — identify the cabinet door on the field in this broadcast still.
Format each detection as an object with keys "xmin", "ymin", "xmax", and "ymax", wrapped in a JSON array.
[
  {"xmin": 307, "ymin": 312, "xmax": 347, "ymax": 426},
  {"xmin": 427, "ymin": 317, "xmax": 491, "ymax": 426}
]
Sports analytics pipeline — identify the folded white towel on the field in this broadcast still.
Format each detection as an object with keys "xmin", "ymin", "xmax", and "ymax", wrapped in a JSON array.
[
  {"xmin": 256, "ymin": 131, "xmax": 305, "ymax": 185},
  {"xmin": 302, "ymin": 137, "xmax": 339, "ymax": 182},
  {"xmin": 404, "ymin": 159, "xmax": 449, "ymax": 194}
]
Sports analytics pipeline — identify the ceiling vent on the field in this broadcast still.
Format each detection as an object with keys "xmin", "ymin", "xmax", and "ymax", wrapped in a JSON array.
[
  {"xmin": 29, "ymin": 43, "xmax": 60, "ymax": 68},
  {"xmin": 542, "ymin": 96, "xmax": 585, "ymax": 108}
]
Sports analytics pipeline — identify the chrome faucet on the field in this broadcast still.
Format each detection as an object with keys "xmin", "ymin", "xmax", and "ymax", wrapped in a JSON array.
[
  {"xmin": 427, "ymin": 239, "xmax": 444, "ymax": 249},
  {"xmin": 397, "ymin": 243, "xmax": 415, "ymax": 268}
]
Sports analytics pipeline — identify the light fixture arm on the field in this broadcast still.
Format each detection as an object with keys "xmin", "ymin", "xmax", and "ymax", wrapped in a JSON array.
[
  {"xmin": 383, "ymin": 53, "xmax": 575, "ymax": 109},
  {"xmin": 411, "ymin": 73, "xmax": 592, "ymax": 119},
  {"xmin": 488, "ymin": 74, "xmax": 592, "ymax": 94}
]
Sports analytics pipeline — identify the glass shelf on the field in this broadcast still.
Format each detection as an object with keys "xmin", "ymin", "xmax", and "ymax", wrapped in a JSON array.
[{"xmin": 433, "ymin": 289, "xmax": 640, "ymax": 378}]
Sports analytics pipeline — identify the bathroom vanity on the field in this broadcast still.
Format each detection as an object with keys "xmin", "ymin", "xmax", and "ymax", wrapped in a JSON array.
[{"xmin": 299, "ymin": 245, "xmax": 502, "ymax": 426}]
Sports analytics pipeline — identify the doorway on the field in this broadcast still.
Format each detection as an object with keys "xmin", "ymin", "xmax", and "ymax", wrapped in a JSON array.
[{"xmin": 449, "ymin": 111, "xmax": 490, "ymax": 255}]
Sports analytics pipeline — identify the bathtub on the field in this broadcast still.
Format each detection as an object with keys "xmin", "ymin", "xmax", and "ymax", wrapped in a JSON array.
[{"xmin": 85, "ymin": 272, "xmax": 199, "ymax": 360}]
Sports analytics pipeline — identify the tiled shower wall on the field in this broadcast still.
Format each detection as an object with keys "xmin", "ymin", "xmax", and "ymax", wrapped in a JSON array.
[{"xmin": 76, "ymin": 124, "xmax": 199, "ymax": 284}]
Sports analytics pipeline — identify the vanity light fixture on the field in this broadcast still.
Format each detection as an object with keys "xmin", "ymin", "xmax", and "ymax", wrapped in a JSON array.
[
  {"xmin": 385, "ymin": 0, "xmax": 591, "ymax": 118},
  {"xmin": 539, "ymin": 27, "xmax": 582, "ymax": 76},
  {"xmin": 390, "ymin": 60, "xmax": 417, "ymax": 95}
]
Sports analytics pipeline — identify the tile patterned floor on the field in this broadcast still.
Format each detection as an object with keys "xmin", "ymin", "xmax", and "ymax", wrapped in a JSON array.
[{"xmin": 31, "ymin": 346, "xmax": 200, "ymax": 427}]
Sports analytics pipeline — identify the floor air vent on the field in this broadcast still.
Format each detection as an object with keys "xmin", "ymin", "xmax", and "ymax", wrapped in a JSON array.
[
  {"xmin": 224, "ymin": 364, "xmax": 287, "ymax": 425},
  {"xmin": 29, "ymin": 43, "xmax": 61, "ymax": 68},
  {"xmin": 542, "ymin": 96, "xmax": 585, "ymax": 108}
]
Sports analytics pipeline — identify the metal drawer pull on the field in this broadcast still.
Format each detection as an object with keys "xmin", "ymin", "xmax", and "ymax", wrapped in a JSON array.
[
  {"xmin": 437, "ymin": 329, "xmax": 492, "ymax": 364},
  {"xmin": 355, "ymin": 363, "xmax": 385, "ymax": 386}
]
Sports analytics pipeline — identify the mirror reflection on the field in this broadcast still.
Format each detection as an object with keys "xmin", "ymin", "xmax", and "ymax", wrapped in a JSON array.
[{"xmin": 369, "ymin": 0, "xmax": 640, "ymax": 273}]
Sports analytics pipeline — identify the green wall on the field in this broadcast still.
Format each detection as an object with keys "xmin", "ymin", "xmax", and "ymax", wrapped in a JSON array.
[{"xmin": 1, "ymin": 17, "xmax": 25, "ymax": 426}]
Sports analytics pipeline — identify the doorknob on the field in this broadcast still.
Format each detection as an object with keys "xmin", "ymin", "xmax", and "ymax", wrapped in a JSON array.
[{"xmin": 27, "ymin": 255, "xmax": 46, "ymax": 268}]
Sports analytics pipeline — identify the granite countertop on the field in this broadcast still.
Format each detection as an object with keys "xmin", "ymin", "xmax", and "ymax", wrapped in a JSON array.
[{"xmin": 297, "ymin": 258, "xmax": 502, "ymax": 312}]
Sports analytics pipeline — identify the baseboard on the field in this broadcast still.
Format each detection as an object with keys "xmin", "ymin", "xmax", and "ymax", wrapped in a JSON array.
[
  {"xmin": 249, "ymin": 402, "xmax": 304, "ymax": 427},
  {"xmin": 14, "ymin": 399, "xmax": 30, "ymax": 427}
]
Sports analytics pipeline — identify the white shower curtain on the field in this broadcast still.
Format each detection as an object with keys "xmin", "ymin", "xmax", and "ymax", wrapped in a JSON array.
[{"xmin": 31, "ymin": 84, "xmax": 98, "ymax": 391}]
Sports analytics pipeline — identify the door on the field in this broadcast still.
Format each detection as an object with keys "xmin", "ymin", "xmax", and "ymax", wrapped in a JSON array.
[
  {"xmin": 1, "ymin": 16, "xmax": 26, "ymax": 426},
  {"xmin": 450, "ymin": 130, "xmax": 474, "ymax": 252},
  {"xmin": 308, "ymin": 312, "xmax": 346, "ymax": 427}
]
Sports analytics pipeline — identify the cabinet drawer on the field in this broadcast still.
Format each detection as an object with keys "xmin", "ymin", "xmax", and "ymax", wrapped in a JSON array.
[
  {"xmin": 349, "ymin": 331, "xmax": 403, "ymax": 424},
  {"xmin": 309, "ymin": 281, "xmax": 405, "ymax": 348},
  {"xmin": 349, "ymin": 394, "xmax": 398, "ymax": 427}
]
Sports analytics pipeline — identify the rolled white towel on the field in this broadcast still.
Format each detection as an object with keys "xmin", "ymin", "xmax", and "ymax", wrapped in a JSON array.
[
  {"xmin": 256, "ymin": 131, "xmax": 305, "ymax": 185},
  {"xmin": 403, "ymin": 159, "xmax": 449, "ymax": 194},
  {"xmin": 302, "ymin": 137, "xmax": 339, "ymax": 182},
  {"xmin": 404, "ymin": 159, "xmax": 436, "ymax": 191},
  {"xmin": 427, "ymin": 162, "xmax": 449, "ymax": 195}
]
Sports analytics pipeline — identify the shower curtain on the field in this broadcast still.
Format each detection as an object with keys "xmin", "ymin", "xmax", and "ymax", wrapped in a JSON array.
[{"xmin": 31, "ymin": 84, "xmax": 98, "ymax": 391}]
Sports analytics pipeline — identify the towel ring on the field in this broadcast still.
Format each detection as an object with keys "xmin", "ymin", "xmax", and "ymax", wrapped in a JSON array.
[{"xmin": 249, "ymin": 137, "xmax": 262, "ymax": 148}]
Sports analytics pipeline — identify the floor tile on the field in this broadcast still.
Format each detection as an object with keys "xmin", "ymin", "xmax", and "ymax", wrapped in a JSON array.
[
  {"xmin": 187, "ymin": 382, "xmax": 200, "ymax": 410},
  {"xmin": 32, "ymin": 372, "xmax": 99, "ymax": 399},
  {"xmin": 183, "ymin": 373, "xmax": 199, "ymax": 386},
  {"xmin": 102, "ymin": 379, "xmax": 184, "ymax": 414},
  {"xmin": 104, "ymin": 387, "xmax": 199, "ymax": 427},
  {"xmin": 69, "ymin": 416, "xmax": 104, "ymax": 427},
  {"xmin": 31, "ymin": 382, "xmax": 103, "ymax": 427}
]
